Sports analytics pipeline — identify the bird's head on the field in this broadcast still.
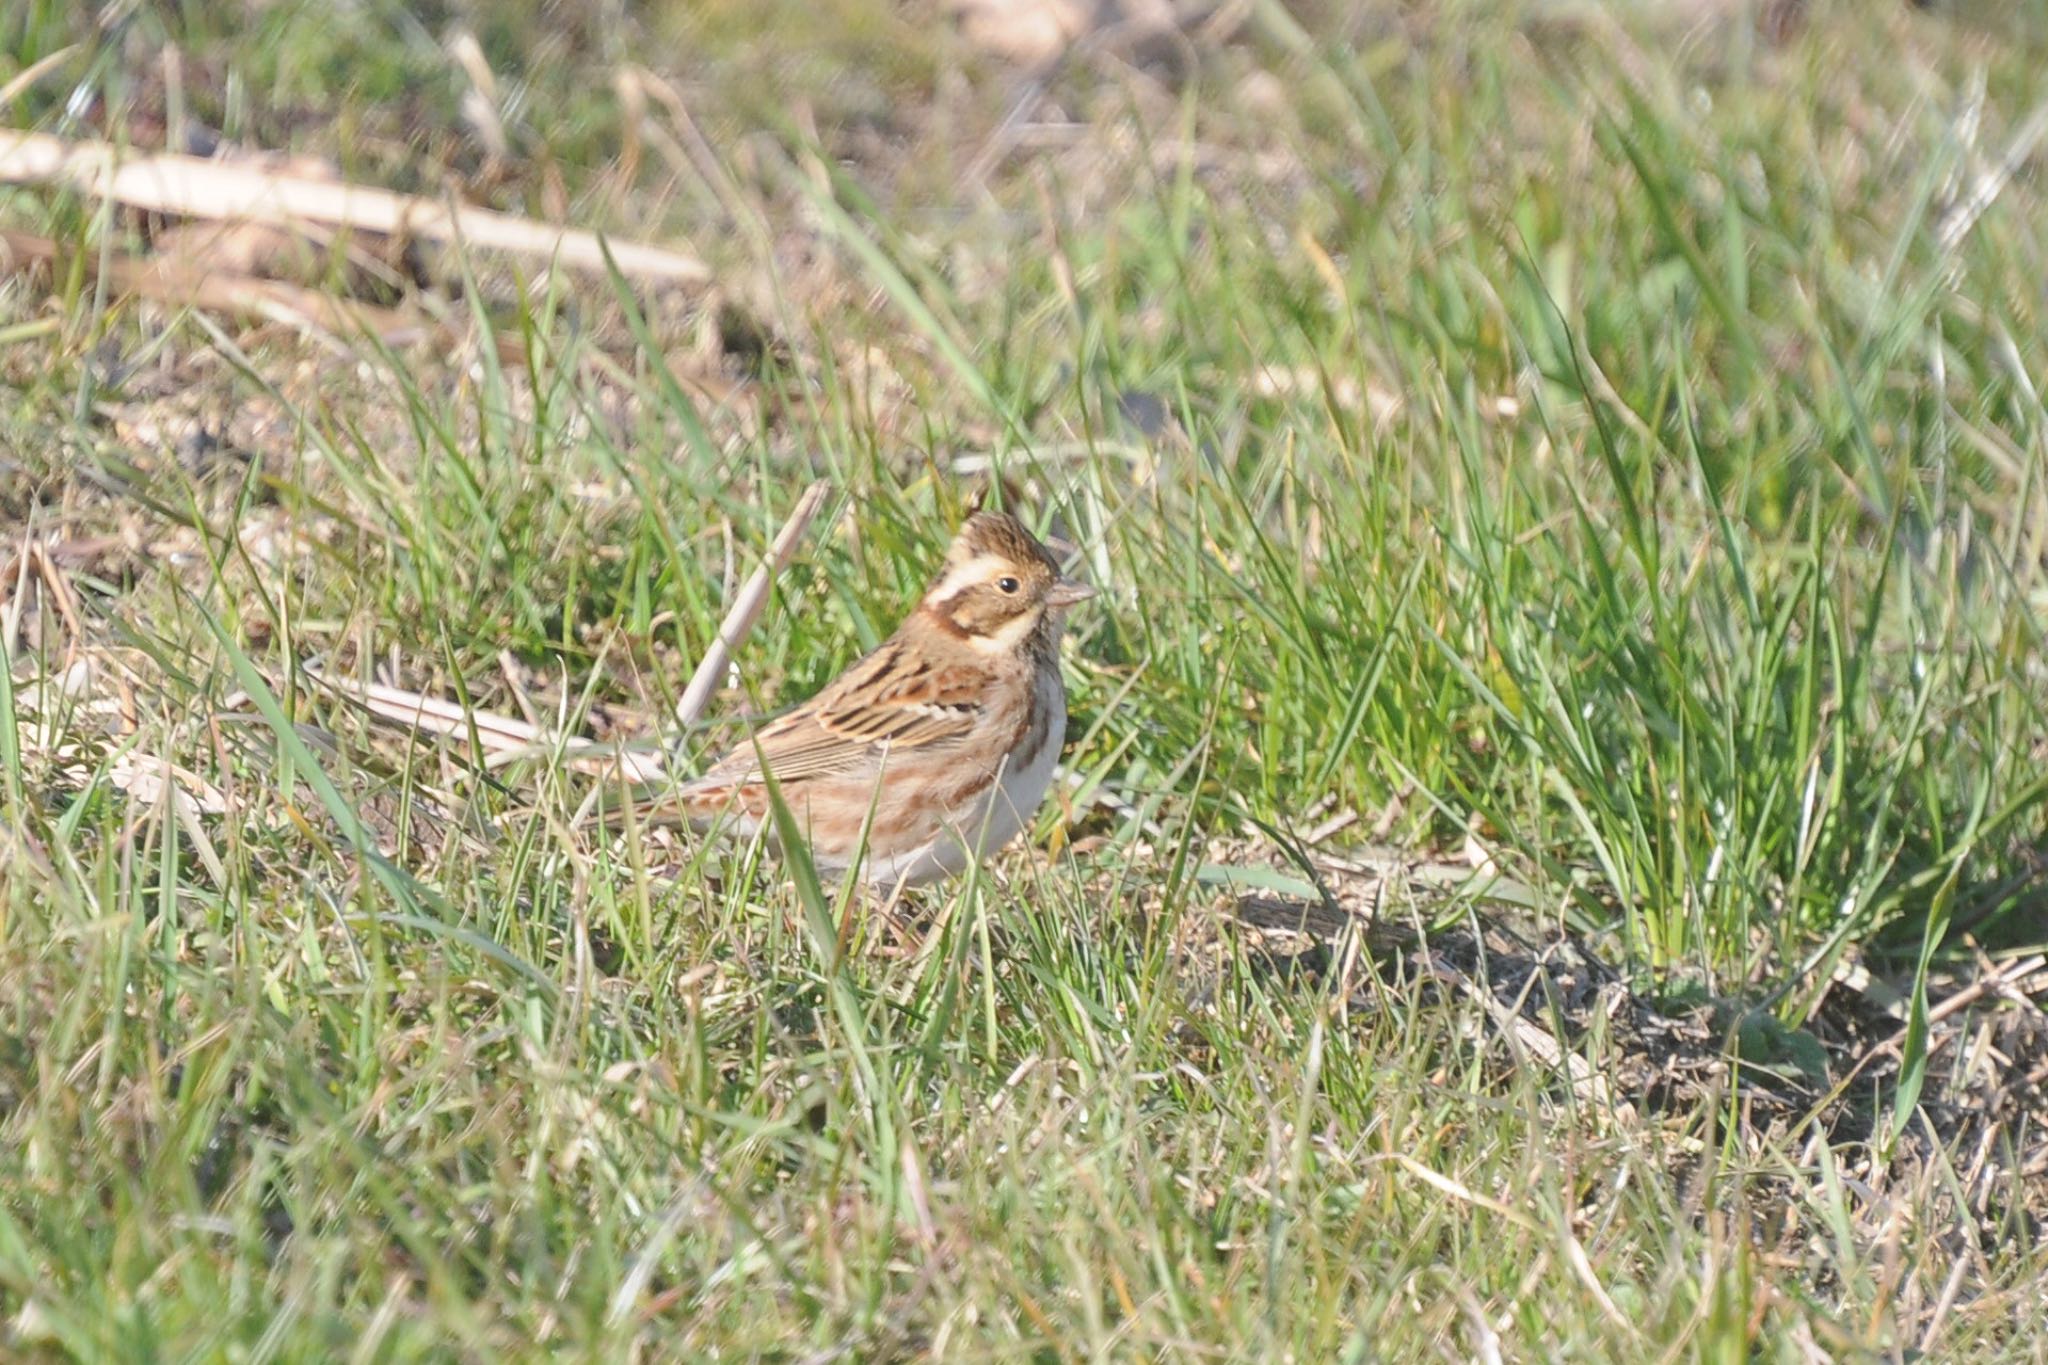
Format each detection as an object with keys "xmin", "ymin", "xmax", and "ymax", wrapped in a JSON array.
[{"xmin": 919, "ymin": 511, "xmax": 1094, "ymax": 651}]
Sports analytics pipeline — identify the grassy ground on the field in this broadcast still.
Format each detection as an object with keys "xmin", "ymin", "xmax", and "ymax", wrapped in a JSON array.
[{"xmin": 3, "ymin": 0, "xmax": 2046, "ymax": 1358}]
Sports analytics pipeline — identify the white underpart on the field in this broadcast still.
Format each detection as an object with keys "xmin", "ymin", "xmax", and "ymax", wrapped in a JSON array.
[{"xmin": 859, "ymin": 670, "xmax": 1065, "ymax": 888}]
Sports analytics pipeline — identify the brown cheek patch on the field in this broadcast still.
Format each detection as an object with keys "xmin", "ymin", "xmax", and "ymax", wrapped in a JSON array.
[
  {"xmin": 925, "ymin": 609, "xmax": 971, "ymax": 639},
  {"xmin": 944, "ymin": 591, "xmax": 993, "ymax": 634}
]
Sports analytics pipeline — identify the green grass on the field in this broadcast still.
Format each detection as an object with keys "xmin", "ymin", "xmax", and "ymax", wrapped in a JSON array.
[{"xmin": 3, "ymin": 0, "xmax": 2046, "ymax": 1358}]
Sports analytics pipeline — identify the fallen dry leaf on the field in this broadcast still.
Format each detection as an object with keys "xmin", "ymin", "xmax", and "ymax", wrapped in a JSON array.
[{"xmin": 107, "ymin": 749, "xmax": 229, "ymax": 816}]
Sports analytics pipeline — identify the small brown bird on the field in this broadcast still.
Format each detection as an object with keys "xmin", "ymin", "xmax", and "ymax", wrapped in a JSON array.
[{"xmin": 678, "ymin": 511, "xmax": 1094, "ymax": 887}]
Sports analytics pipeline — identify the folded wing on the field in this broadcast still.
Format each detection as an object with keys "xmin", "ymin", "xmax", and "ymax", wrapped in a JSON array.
[{"xmin": 681, "ymin": 639, "xmax": 989, "ymax": 794}]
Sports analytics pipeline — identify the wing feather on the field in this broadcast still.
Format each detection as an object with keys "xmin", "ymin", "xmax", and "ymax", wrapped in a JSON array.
[{"xmin": 682, "ymin": 637, "xmax": 990, "ymax": 792}]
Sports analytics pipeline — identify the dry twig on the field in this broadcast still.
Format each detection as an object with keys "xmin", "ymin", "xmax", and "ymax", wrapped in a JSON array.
[
  {"xmin": 0, "ymin": 130, "xmax": 711, "ymax": 287},
  {"xmin": 674, "ymin": 481, "xmax": 834, "ymax": 729},
  {"xmin": 295, "ymin": 482, "xmax": 836, "ymax": 792}
]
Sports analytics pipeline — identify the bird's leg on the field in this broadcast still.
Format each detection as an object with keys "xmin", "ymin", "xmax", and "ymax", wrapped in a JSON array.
[
  {"xmin": 822, "ymin": 868, "xmax": 925, "ymax": 958},
  {"xmin": 870, "ymin": 871, "xmax": 933, "ymax": 958},
  {"xmin": 885, "ymin": 871, "xmax": 983, "ymax": 963}
]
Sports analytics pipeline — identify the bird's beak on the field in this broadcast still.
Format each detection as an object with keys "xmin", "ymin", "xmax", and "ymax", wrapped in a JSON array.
[{"xmin": 1044, "ymin": 576, "xmax": 1095, "ymax": 608}]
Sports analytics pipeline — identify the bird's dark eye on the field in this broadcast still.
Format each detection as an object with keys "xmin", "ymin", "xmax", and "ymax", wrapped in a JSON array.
[{"xmin": 997, "ymin": 576, "xmax": 1020, "ymax": 594}]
